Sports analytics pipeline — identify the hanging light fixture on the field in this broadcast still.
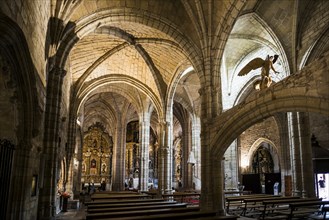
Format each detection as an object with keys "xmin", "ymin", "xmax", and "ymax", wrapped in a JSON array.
[{"xmin": 187, "ymin": 151, "xmax": 196, "ymax": 165}]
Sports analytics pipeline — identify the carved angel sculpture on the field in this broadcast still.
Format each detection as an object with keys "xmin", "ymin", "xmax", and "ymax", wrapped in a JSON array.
[{"xmin": 238, "ymin": 55, "xmax": 279, "ymax": 90}]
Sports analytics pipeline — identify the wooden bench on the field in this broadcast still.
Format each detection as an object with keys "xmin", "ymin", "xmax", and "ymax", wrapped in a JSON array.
[
  {"xmin": 90, "ymin": 193, "xmax": 150, "ymax": 201},
  {"xmin": 311, "ymin": 205, "xmax": 329, "ymax": 219},
  {"xmin": 104, "ymin": 211, "xmax": 236, "ymax": 220},
  {"xmin": 162, "ymin": 192, "xmax": 200, "ymax": 204},
  {"xmin": 185, "ymin": 216, "xmax": 239, "ymax": 220},
  {"xmin": 87, "ymin": 200, "xmax": 177, "ymax": 210},
  {"xmin": 85, "ymin": 206, "xmax": 200, "ymax": 219},
  {"xmin": 140, "ymin": 191, "xmax": 158, "ymax": 198},
  {"xmin": 276, "ymin": 200, "xmax": 329, "ymax": 220},
  {"xmin": 85, "ymin": 198, "xmax": 164, "ymax": 206},
  {"xmin": 224, "ymin": 191, "xmax": 252, "ymax": 196},
  {"xmin": 225, "ymin": 194, "xmax": 280, "ymax": 214},
  {"xmin": 87, "ymin": 202, "xmax": 188, "ymax": 213},
  {"xmin": 241, "ymin": 196, "xmax": 300, "ymax": 217},
  {"xmin": 259, "ymin": 197, "xmax": 321, "ymax": 219}
]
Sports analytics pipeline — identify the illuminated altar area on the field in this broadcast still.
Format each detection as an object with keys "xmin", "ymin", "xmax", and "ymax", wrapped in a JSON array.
[{"xmin": 81, "ymin": 123, "xmax": 113, "ymax": 188}]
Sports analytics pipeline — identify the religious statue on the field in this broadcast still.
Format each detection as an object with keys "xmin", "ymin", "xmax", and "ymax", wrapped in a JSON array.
[{"xmin": 238, "ymin": 55, "xmax": 279, "ymax": 90}]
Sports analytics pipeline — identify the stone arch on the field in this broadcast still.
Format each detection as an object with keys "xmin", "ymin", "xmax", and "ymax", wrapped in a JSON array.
[
  {"xmin": 247, "ymin": 138, "xmax": 280, "ymax": 174},
  {"xmin": 211, "ymin": 53, "xmax": 329, "ymax": 157},
  {"xmin": 212, "ymin": 95, "xmax": 328, "ymax": 158},
  {"xmin": 0, "ymin": 13, "xmax": 40, "ymax": 143},
  {"xmin": 300, "ymin": 25, "xmax": 329, "ymax": 69},
  {"xmin": 228, "ymin": 13, "xmax": 290, "ymax": 97},
  {"xmin": 0, "ymin": 13, "xmax": 42, "ymax": 219},
  {"xmin": 166, "ymin": 62, "xmax": 197, "ymax": 129},
  {"xmin": 213, "ymin": 2, "xmax": 246, "ymax": 82},
  {"xmin": 76, "ymin": 75, "xmax": 163, "ymax": 120}
]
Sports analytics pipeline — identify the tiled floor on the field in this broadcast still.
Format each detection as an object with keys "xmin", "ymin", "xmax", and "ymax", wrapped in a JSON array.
[{"xmin": 55, "ymin": 207, "xmax": 86, "ymax": 220}]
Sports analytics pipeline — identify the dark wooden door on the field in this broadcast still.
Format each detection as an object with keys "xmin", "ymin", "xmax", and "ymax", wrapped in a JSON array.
[
  {"xmin": 242, "ymin": 174, "xmax": 261, "ymax": 194},
  {"xmin": 265, "ymin": 173, "xmax": 281, "ymax": 194}
]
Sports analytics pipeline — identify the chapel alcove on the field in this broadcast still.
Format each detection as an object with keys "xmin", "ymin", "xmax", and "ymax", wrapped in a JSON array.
[{"xmin": 242, "ymin": 143, "xmax": 281, "ymax": 194}]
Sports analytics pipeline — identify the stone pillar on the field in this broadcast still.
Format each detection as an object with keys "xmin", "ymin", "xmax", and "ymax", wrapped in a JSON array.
[
  {"xmin": 200, "ymin": 86, "xmax": 214, "ymax": 210},
  {"xmin": 288, "ymin": 112, "xmax": 304, "ymax": 197},
  {"xmin": 139, "ymin": 119, "xmax": 150, "ymax": 191},
  {"xmin": 278, "ymin": 113, "xmax": 292, "ymax": 196},
  {"xmin": 38, "ymin": 66, "xmax": 66, "ymax": 220},
  {"xmin": 158, "ymin": 121, "xmax": 172, "ymax": 195},
  {"xmin": 298, "ymin": 112, "xmax": 315, "ymax": 197},
  {"xmin": 112, "ymin": 118, "xmax": 126, "ymax": 191},
  {"xmin": 191, "ymin": 116, "xmax": 201, "ymax": 189},
  {"xmin": 199, "ymin": 85, "xmax": 225, "ymax": 214},
  {"xmin": 182, "ymin": 117, "xmax": 192, "ymax": 190}
]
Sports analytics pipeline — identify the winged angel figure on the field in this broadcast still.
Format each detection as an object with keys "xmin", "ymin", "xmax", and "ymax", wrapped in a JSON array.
[{"xmin": 238, "ymin": 55, "xmax": 279, "ymax": 90}]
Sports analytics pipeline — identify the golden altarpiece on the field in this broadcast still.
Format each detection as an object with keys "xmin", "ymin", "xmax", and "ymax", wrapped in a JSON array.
[{"xmin": 81, "ymin": 123, "xmax": 113, "ymax": 186}]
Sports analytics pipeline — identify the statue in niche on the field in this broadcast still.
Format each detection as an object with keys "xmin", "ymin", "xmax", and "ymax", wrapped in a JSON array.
[
  {"xmin": 238, "ymin": 55, "xmax": 280, "ymax": 90},
  {"xmin": 102, "ymin": 163, "xmax": 107, "ymax": 173}
]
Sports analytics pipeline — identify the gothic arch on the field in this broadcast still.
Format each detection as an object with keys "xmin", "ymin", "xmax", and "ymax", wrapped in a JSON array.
[
  {"xmin": 247, "ymin": 138, "xmax": 280, "ymax": 173},
  {"xmin": 0, "ymin": 13, "xmax": 40, "ymax": 142},
  {"xmin": 76, "ymin": 75, "xmax": 163, "ymax": 119},
  {"xmin": 211, "ymin": 52, "xmax": 329, "ymax": 157},
  {"xmin": 0, "ymin": 13, "xmax": 42, "ymax": 219}
]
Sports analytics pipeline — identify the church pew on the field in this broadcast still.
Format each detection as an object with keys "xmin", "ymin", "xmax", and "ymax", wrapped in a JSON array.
[
  {"xmin": 87, "ymin": 200, "xmax": 177, "ymax": 210},
  {"xmin": 276, "ymin": 200, "xmax": 329, "ymax": 220},
  {"xmin": 90, "ymin": 193, "xmax": 150, "ymax": 201},
  {"xmin": 87, "ymin": 202, "xmax": 188, "ymax": 213},
  {"xmin": 241, "ymin": 196, "xmax": 300, "ymax": 217},
  {"xmin": 85, "ymin": 198, "xmax": 162, "ymax": 206},
  {"xmin": 85, "ymin": 206, "xmax": 200, "ymax": 220},
  {"xmin": 259, "ymin": 197, "xmax": 321, "ymax": 219},
  {"xmin": 105, "ymin": 211, "xmax": 237, "ymax": 220},
  {"xmin": 225, "ymin": 194, "xmax": 280, "ymax": 214},
  {"xmin": 162, "ymin": 192, "xmax": 200, "ymax": 203}
]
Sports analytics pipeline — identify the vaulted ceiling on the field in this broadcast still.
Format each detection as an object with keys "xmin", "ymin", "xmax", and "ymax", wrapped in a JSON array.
[{"xmin": 57, "ymin": 0, "xmax": 329, "ymax": 147}]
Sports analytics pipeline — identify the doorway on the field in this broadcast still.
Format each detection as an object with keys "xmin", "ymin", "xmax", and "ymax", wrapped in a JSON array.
[{"xmin": 316, "ymin": 173, "xmax": 328, "ymax": 200}]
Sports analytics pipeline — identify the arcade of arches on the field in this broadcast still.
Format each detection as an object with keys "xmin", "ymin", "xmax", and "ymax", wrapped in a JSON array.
[{"xmin": 0, "ymin": 0, "xmax": 329, "ymax": 219}]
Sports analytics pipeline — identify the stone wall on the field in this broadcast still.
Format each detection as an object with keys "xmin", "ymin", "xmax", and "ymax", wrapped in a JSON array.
[{"xmin": 1, "ymin": 0, "xmax": 51, "ymax": 85}]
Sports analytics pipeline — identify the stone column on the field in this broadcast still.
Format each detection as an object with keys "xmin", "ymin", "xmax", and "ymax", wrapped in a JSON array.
[
  {"xmin": 112, "ymin": 118, "xmax": 126, "ymax": 191},
  {"xmin": 278, "ymin": 113, "xmax": 292, "ymax": 196},
  {"xmin": 157, "ymin": 121, "xmax": 173, "ymax": 195},
  {"xmin": 288, "ymin": 112, "xmax": 304, "ymax": 197},
  {"xmin": 182, "ymin": 117, "xmax": 192, "ymax": 190},
  {"xmin": 200, "ymin": 85, "xmax": 215, "ymax": 211},
  {"xmin": 139, "ymin": 119, "xmax": 150, "ymax": 191},
  {"xmin": 199, "ymin": 85, "xmax": 225, "ymax": 214},
  {"xmin": 298, "ymin": 112, "xmax": 315, "ymax": 197},
  {"xmin": 191, "ymin": 116, "xmax": 201, "ymax": 189},
  {"xmin": 38, "ymin": 66, "xmax": 66, "ymax": 220}
]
